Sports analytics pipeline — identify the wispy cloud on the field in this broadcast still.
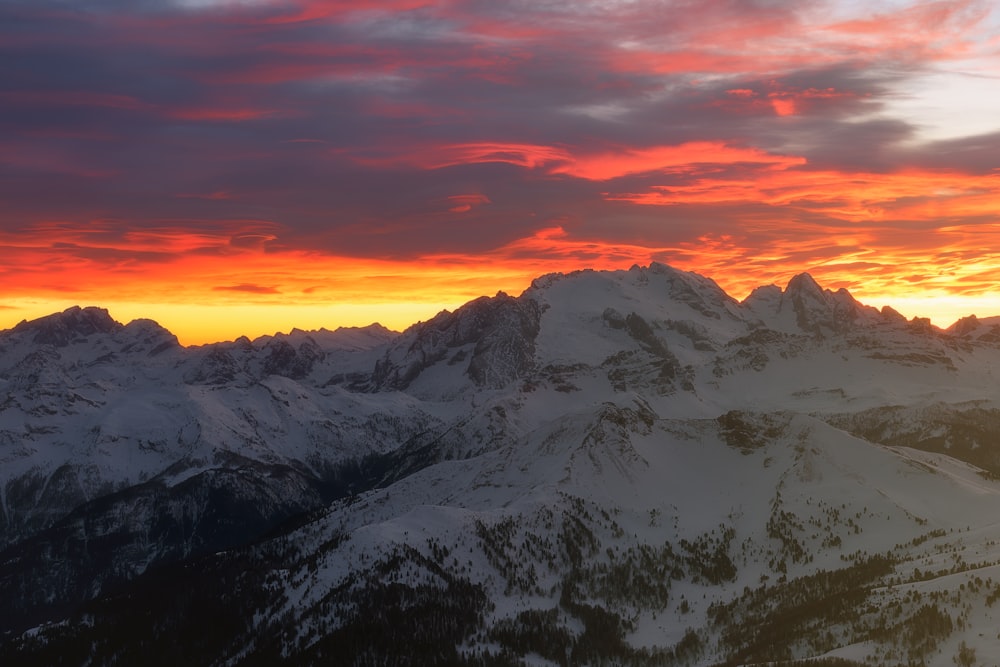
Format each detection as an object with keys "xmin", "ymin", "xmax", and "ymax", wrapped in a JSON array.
[{"xmin": 213, "ymin": 283, "xmax": 280, "ymax": 294}]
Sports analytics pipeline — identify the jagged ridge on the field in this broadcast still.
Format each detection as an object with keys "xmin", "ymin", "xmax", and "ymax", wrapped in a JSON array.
[{"xmin": 2, "ymin": 264, "xmax": 1000, "ymax": 666}]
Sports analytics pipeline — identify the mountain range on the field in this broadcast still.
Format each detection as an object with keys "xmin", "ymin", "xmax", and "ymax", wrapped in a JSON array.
[{"xmin": 3, "ymin": 262, "xmax": 1000, "ymax": 666}]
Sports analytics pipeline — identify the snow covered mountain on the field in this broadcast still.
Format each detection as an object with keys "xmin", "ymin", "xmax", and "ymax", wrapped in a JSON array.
[{"xmin": 3, "ymin": 262, "xmax": 1000, "ymax": 666}]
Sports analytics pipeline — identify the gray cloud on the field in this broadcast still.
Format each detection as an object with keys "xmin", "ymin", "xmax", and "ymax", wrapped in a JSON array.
[{"xmin": 2, "ymin": 0, "xmax": 998, "ymax": 269}]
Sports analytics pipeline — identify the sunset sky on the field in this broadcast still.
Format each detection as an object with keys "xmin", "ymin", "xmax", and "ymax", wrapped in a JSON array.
[{"xmin": 3, "ymin": 0, "xmax": 1000, "ymax": 344}]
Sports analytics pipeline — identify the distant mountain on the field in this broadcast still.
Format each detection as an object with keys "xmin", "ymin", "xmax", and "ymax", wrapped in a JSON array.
[{"xmin": 3, "ymin": 263, "xmax": 1000, "ymax": 666}]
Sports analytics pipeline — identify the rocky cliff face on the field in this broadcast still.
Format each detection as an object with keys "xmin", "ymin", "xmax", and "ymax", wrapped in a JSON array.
[{"xmin": 369, "ymin": 291, "xmax": 542, "ymax": 392}]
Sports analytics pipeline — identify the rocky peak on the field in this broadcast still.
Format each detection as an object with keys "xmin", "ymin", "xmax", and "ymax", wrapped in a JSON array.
[
  {"xmin": 783, "ymin": 272, "xmax": 825, "ymax": 300},
  {"xmin": 371, "ymin": 292, "xmax": 542, "ymax": 391},
  {"xmin": 880, "ymin": 305, "xmax": 907, "ymax": 324},
  {"xmin": 741, "ymin": 284, "xmax": 783, "ymax": 319},
  {"xmin": 11, "ymin": 306, "xmax": 123, "ymax": 346},
  {"xmin": 119, "ymin": 319, "xmax": 181, "ymax": 356},
  {"xmin": 948, "ymin": 315, "xmax": 1000, "ymax": 344},
  {"xmin": 784, "ymin": 274, "xmax": 878, "ymax": 336},
  {"xmin": 949, "ymin": 315, "xmax": 981, "ymax": 338},
  {"xmin": 261, "ymin": 336, "xmax": 324, "ymax": 380},
  {"xmin": 638, "ymin": 262, "xmax": 740, "ymax": 320},
  {"xmin": 741, "ymin": 275, "xmax": 888, "ymax": 336},
  {"xmin": 319, "ymin": 323, "xmax": 398, "ymax": 351}
]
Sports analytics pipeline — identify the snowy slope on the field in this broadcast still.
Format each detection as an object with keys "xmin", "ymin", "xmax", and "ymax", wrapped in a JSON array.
[{"xmin": 3, "ymin": 264, "xmax": 1000, "ymax": 666}]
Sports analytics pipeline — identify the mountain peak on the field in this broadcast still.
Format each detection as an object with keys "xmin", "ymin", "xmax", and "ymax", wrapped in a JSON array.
[
  {"xmin": 948, "ymin": 314, "xmax": 1000, "ymax": 341},
  {"xmin": 784, "ymin": 272, "xmax": 823, "ymax": 297},
  {"xmin": 741, "ymin": 273, "xmax": 882, "ymax": 335},
  {"xmin": 371, "ymin": 290, "xmax": 541, "ymax": 391},
  {"xmin": 781, "ymin": 274, "xmax": 873, "ymax": 335},
  {"xmin": 11, "ymin": 305, "xmax": 123, "ymax": 346},
  {"xmin": 949, "ymin": 314, "xmax": 980, "ymax": 337}
]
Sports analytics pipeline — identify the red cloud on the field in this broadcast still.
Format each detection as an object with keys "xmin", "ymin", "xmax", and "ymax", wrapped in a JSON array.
[
  {"xmin": 446, "ymin": 194, "xmax": 491, "ymax": 213},
  {"xmin": 606, "ymin": 163, "xmax": 1000, "ymax": 226},
  {"xmin": 345, "ymin": 140, "xmax": 806, "ymax": 182},
  {"xmin": 166, "ymin": 106, "xmax": 285, "ymax": 122},
  {"xmin": 552, "ymin": 143, "xmax": 806, "ymax": 180},
  {"xmin": 345, "ymin": 142, "xmax": 572, "ymax": 171}
]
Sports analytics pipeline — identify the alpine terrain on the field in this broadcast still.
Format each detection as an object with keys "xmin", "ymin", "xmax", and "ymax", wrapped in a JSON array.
[{"xmin": 4, "ymin": 262, "xmax": 1000, "ymax": 666}]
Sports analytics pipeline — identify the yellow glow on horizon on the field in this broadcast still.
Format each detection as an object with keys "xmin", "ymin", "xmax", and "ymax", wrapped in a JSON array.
[
  {"xmin": 0, "ymin": 298, "xmax": 472, "ymax": 346},
  {"xmin": 3, "ymin": 275, "xmax": 998, "ymax": 347},
  {"xmin": 3, "ymin": 223, "xmax": 1000, "ymax": 345},
  {"xmin": 849, "ymin": 293, "xmax": 1000, "ymax": 330}
]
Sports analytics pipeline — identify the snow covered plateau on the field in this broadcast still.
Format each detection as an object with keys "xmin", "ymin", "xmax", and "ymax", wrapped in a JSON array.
[{"xmin": 4, "ymin": 263, "xmax": 1000, "ymax": 666}]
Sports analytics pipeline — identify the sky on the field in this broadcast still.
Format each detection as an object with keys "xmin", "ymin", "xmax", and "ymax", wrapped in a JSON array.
[{"xmin": 3, "ymin": 0, "xmax": 1000, "ymax": 344}]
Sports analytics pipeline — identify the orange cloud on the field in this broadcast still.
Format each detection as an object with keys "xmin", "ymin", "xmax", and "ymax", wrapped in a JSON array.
[
  {"xmin": 446, "ymin": 194, "xmax": 491, "ymax": 213},
  {"xmin": 552, "ymin": 143, "xmax": 806, "ymax": 180},
  {"xmin": 3, "ymin": 215, "xmax": 1000, "ymax": 344},
  {"xmin": 606, "ymin": 159, "xmax": 1000, "ymax": 224},
  {"xmin": 346, "ymin": 140, "xmax": 806, "ymax": 181},
  {"xmin": 770, "ymin": 98, "xmax": 797, "ymax": 116},
  {"xmin": 346, "ymin": 142, "xmax": 572, "ymax": 171},
  {"xmin": 712, "ymin": 83, "xmax": 865, "ymax": 117}
]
